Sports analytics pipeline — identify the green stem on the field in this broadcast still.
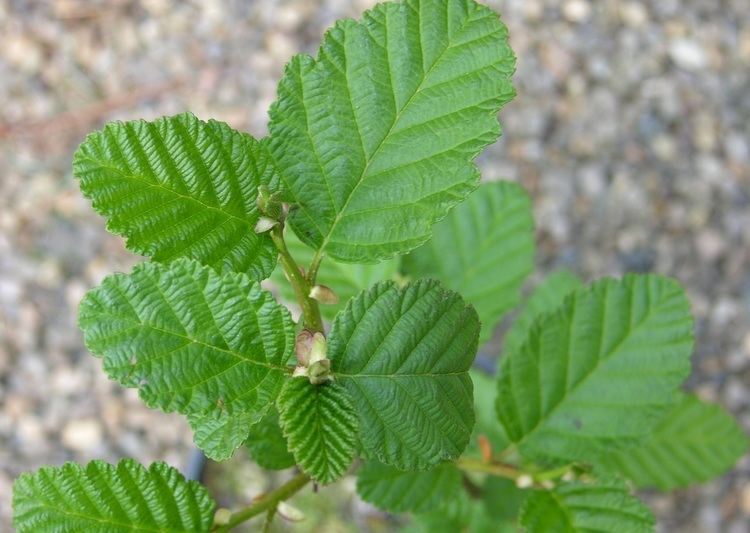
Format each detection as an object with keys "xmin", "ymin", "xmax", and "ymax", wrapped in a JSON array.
[
  {"xmin": 533, "ymin": 464, "xmax": 571, "ymax": 481},
  {"xmin": 307, "ymin": 250, "xmax": 324, "ymax": 286},
  {"xmin": 457, "ymin": 457, "xmax": 572, "ymax": 486},
  {"xmin": 213, "ymin": 473, "xmax": 310, "ymax": 532},
  {"xmin": 270, "ymin": 225, "xmax": 324, "ymax": 333},
  {"xmin": 457, "ymin": 457, "xmax": 524, "ymax": 480},
  {"xmin": 261, "ymin": 506, "xmax": 277, "ymax": 533}
]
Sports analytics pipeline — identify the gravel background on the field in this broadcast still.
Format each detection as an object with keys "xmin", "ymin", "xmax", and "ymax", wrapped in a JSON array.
[{"xmin": 1, "ymin": 0, "xmax": 748, "ymax": 531}]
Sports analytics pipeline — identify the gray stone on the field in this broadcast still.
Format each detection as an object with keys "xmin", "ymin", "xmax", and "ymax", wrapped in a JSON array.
[{"xmin": 669, "ymin": 38, "xmax": 709, "ymax": 71}]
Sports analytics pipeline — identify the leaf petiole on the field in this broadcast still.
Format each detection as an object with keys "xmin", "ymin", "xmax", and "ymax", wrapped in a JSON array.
[
  {"xmin": 212, "ymin": 473, "xmax": 310, "ymax": 532},
  {"xmin": 307, "ymin": 249, "xmax": 324, "ymax": 286}
]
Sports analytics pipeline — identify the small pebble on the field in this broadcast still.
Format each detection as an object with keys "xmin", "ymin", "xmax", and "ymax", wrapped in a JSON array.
[
  {"xmin": 61, "ymin": 418, "xmax": 104, "ymax": 452},
  {"xmin": 619, "ymin": 2, "xmax": 649, "ymax": 28},
  {"xmin": 741, "ymin": 485, "xmax": 750, "ymax": 514},
  {"xmin": 669, "ymin": 38, "xmax": 708, "ymax": 71},
  {"xmin": 562, "ymin": 0, "xmax": 591, "ymax": 23},
  {"xmin": 696, "ymin": 230, "xmax": 727, "ymax": 262}
]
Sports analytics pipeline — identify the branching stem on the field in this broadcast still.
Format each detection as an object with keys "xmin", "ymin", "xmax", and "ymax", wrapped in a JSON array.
[
  {"xmin": 307, "ymin": 249, "xmax": 324, "ymax": 286},
  {"xmin": 213, "ymin": 473, "xmax": 310, "ymax": 532},
  {"xmin": 457, "ymin": 457, "xmax": 524, "ymax": 480},
  {"xmin": 457, "ymin": 457, "xmax": 571, "ymax": 487},
  {"xmin": 262, "ymin": 506, "xmax": 277, "ymax": 533},
  {"xmin": 270, "ymin": 225, "xmax": 325, "ymax": 333}
]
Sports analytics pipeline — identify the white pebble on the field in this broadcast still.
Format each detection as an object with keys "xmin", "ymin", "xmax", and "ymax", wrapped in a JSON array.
[
  {"xmin": 563, "ymin": 0, "xmax": 591, "ymax": 23},
  {"xmin": 619, "ymin": 2, "xmax": 649, "ymax": 28},
  {"xmin": 742, "ymin": 332, "xmax": 750, "ymax": 359},
  {"xmin": 669, "ymin": 39, "xmax": 708, "ymax": 71},
  {"xmin": 62, "ymin": 418, "xmax": 103, "ymax": 452}
]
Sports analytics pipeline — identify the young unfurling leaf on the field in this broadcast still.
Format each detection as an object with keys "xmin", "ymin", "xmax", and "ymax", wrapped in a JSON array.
[{"xmin": 277, "ymin": 378, "xmax": 358, "ymax": 484}]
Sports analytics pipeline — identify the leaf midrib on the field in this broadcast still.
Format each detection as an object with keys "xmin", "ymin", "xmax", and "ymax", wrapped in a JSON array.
[
  {"xmin": 19, "ymin": 502, "xmax": 183, "ymax": 532},
  {"xmin": 89, "ymin": 309, "xmax": 288, "ymax": 374},
  {"xmin": 20, "ymin": 478, "xmax": 197, "ymax": 533},
  {"xmin": 78, "ymin": 155, "xmax": 255, "ymax": 228}
]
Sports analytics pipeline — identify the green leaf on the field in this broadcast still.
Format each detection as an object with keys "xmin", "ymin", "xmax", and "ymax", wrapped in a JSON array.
[
  {"xmin": 519, "ymin": 477, "xmax": 654, "ymax": 533},
  {"xmin": 268, "ymin": 0, "xmax": 516, "ymax": 263},
  {"xmin": 329, "ymin": 279, "xmax": 480, "ymax": 470},
  {"xmin": 356, "ymin": 461, "xmax": 462, "ymax": 513},
  {"xmin": 482, "ymin": 476, "xmax": 528, "ymax": 522},
  {"xmin": 408, "ymin": 489, "xmax": 509, "ymax": 533},
  {"xmin": 277, "ymin": 378, "xmax": 358, "ymax": 484},
  {"xmin": 271, "ymin": 228, "xmax": 398, "ymax": 320},
  {"xmin": 403, "ymin": 181, "xmax": 534, "ymax": 345},
  {"xmin": 595, "ymin": 393, "xmax": 749, "ymax": 490},
  {"xmin": 188, "ymin": 411, "xmax": 256, "ymax": 462},
  {"xmin": 503, "ymin": 270, "xmax": 582, "ymax": 356},
  {"xmin": 246, "ymin": 408, "xmax": 296, "ymax": 470},
  {"xmin": 73, "ymin": 112, "xmax": 277, "ymax": 279},
  {"xmin": 79, "ymin": 259, "xmax": 294, "ymax": 416},
  {"xmin": 497, "ymin": 275, "xmax": 693, "ymax": 463},
  {"xmin": 13, "ymin": 459, "xmax": 215, "ymax": 533},
  {"xmin": 470, "ymin": 370, "xmax": 510, "ymax": 454}
]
